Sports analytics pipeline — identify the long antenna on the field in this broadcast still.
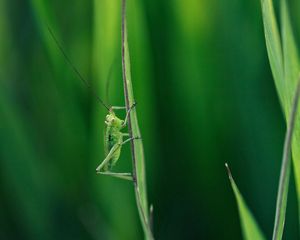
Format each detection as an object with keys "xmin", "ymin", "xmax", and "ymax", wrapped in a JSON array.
[{"xmin": 47, "ymin": 25, "xmax": 110, "ymax": 111}]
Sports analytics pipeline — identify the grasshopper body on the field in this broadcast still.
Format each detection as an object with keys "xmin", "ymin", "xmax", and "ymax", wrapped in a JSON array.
[
  {"xmin": 103, "ymin": 111, "xmax": 124, "ymax": 171},
  {"xmin": 95, "ymin": 105, "xmax": 137, "ymax": 181}
]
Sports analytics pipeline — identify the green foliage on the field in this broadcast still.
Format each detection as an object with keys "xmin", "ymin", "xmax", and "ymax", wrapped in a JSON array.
[
  {"xmin": 261, "ymin": 0, "xmax": 300, "ymax": 233},
  {"xmin": 225, "ymin": 164, "xmax": 266, "ymax": 240},
  {"xmin": 261, "ymin": 0, "xmax": 285, "ymax": 106},
  {"xmin": 228, "ymin": 0, "xmax": 300, "ymax": 239},
  {"xmin": 272, "ymin": 82, "xmax": 300, "ymax": 240},
  {"xmin": 2, "ymin": 0, "xmax": 300, "ymax": 239},
  {"xmin": 121, "ymin": 1, "xmax": 153, "ymax": 238}
]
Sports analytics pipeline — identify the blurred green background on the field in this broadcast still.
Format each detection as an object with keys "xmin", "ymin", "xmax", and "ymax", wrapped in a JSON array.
[{"xmin": 1, "ymin": 0, "xmax": 300, "ymax": 239}]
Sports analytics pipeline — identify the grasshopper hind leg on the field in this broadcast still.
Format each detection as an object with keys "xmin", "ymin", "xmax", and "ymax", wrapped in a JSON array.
[
  {"xmin": 97, "ymin": 172, "xmax": 133, "ymax": 181},
  {"xmin": 96, "ymin": 142, "xmax": 133, "ymax": 181},
  {"xmin": 96, "ymin": 136, "xmax": 141, "ymax": 181}
]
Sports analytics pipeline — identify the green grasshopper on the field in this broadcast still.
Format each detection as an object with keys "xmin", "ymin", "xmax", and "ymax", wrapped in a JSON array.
[
  {"xmin": 96, "ymin": 104, "xmax": 140, "ymax": 181},
  {"xmin": 48, "ymin": 27, "xmax": 139, "ymax": 181}
]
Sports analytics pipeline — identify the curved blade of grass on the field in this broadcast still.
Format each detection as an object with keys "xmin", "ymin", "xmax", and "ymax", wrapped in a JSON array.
[
  {"xmin": 225, "ymin": 163, "xmax": 266, "ymax": 240},
  {"xmin": 121, "ymin": 1, "xmax": 154, "ymax": 239},
  {"xmin": 281, "ymin": 0, "xmax": 300, "ymax": 226},
  {"xmin": 261, "ymin": 0, "xmax": 300, "ymax": 232},
  {"xmin": 260, "ymin": 0, "xmax": 285, "ymax": 108},
  {"xmin": 281, "ymin": 0, "xmax": 300, "ymax": 106},
  {"xmin": 272, "ymin": 80, "xmax": 300, "ymax": 240}
]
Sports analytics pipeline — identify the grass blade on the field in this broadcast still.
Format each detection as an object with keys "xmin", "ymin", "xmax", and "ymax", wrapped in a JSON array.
[
  {"xmin": 262, "ymin": 0, "xmax": 300, "ymax": 232},
  {"xmin": 260, "ymin": 0, "xmax": 285, "ymax": 107},
  {"xmin": 225, "ymin": 163, "xmax": 266, "ymax": 240},
  {"xmin": 272, "ymin": 80, "xmax": 300, "ymax": 240},
  {"xmin": 121, "ymin": 0, "xmax": 154, "ymax": 239},
  {"xmin": 281, "ymin": 0, "xmax": 300, "ymax": 107},
  {"xmin": 225, "ymin": 164, "xmax": 266, "ymax": 240},
  {"xmin": 281, "ymin": 0, "xmax": 300, "ymax": 227}
]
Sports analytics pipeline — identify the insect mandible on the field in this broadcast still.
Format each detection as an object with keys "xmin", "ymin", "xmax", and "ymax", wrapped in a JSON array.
[{"xmin": 48, "ymin": 27, "xmax": 140, "ymax": 181}]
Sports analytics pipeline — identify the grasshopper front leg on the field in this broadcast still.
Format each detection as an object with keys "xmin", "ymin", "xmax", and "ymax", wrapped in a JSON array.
[
  {"xmin": 122, "ymin": 102, "xmax": 136, "ymax": 127},
  {"xmin": 111, "ymin": 102, "xmax": 136, "ymax": 111},
  {"xmin": 111, "ymin": 103, "xmax": 136, "ymax": 128}
]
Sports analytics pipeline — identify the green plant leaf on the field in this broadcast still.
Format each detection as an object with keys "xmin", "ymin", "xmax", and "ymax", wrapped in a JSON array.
[
  {"xmin": 272, "ymin": 81, "xmax": 300, "ymax": 240},
  {"xmin": 260, "ymin": 0, "xmax": 285, "ymax": 107},
  {"xmin": 268, "ymin": 1, "xmax": 300, "ymax": 239},
  {"xmin": 261, "ymin": 0, "xmax": 300, "ymax": 236},
  {"xmin": 281, "ymin": 0, "xmax": 299, "ymax": 107},
  {"xmin": 280, "ymin": 0, "xmax": 300, "ymax": 227},
  {"xmin": 121, "ymin": 1, "xmax": 154, "ymax": 239},
  {"xmin": 225, "ymin": 164, "xmax": 266, "ymax": 240}
]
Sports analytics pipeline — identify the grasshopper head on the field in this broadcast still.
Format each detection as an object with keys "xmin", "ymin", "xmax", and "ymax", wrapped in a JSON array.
[{"xmin": 105, "ymin": 111, "xmax": 124, "ymax": 128}]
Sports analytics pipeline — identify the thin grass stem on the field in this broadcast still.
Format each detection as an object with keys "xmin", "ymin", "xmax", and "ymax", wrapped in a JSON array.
[
  {"xmin": 121, "ymin": 0, "xmax": 154, "ymax": 239},
  {"xmin": 272, "ymin": 79, "xmax": 300, "ymax": 240}
]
